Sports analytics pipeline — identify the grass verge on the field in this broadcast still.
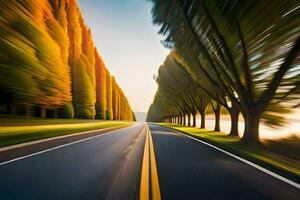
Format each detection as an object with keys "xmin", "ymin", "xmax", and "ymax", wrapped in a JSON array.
[
  {"xmin": 159, "ymin": 123, "xmax": 300, "ymax": 183},
  {"xmin": 0, "ymin": 117, "xmax": 133, "ymax": 147}
]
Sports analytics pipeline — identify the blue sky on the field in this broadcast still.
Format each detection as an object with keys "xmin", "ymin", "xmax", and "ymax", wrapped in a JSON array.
[{"xmin": 77, "ymin": 0, "xmax": 169, "ymax": 112}]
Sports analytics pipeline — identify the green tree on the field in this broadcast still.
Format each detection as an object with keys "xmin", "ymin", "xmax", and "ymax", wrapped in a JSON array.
[
  {"xmin": 106, "ymin": 72, "xmax": 113, "ymax": 120},
  {"xmin": 95, "ymin": 50, "xmax": 107, "ymax": 119},
  {"xmin": 150, "ymin": 0, "xmax": 300, "ymax": 143},
  {"xmin": 0, "ymin": 0, "xmax": 133, "ymax": 121},
  {"xmin": 73, "ymin": 55, "xmax": 95, "ymax": 119},
  {"xmin": 112, "ymin": 78, "xmax": 118, "ymax": 120},
  {"xmin": 0, "ymin": 0, "xmax": 72, "ymax": 117}
]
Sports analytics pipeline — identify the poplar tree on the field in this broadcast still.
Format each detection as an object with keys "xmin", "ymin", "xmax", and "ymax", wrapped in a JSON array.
[
  {"xmin": 105, "ymin": 71, "xmax": 113, "ymax": 120},
  {"xmin": 95, "ymin": 50, "xmax": 107, "ymax": 119}
]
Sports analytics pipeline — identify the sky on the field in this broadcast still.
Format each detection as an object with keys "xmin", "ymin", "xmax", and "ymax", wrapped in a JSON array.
[{"xmin": 77, "ymin": 0, "xmax": 169, "ymax": 112}]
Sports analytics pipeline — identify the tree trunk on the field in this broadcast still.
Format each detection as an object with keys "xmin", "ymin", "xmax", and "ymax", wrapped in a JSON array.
[
  {"xmin": 213, "ymin": 106, "xmax": 220, "ymax": 132},
  {"xmin": 229, "ymin": 106, "xmax": 239, "ymax": 136},
  {"xmin": 25, "ymin": 106, "xmax": 32, "ymax": 117},
  {"xmin": 200, "ymin": 112, "xmax": 205, "ymax": 129},
  {"xmin": 241, "ymin": 113, "xmax": 260, "ymax": 143},
  {"xmin": 187, "ymin": 113, "xmax": 191, "ymax": 126},
  {"xmin": 10, "ymin": 103, "xmax": 16, "ymax": 115},
  {"xmin": 40, "ymin": 108, "xmax": 46, "ymax": 118},
  {"xmin": 192, "ymin": 112, "xmax": 196, "ymax": 127},
  {"xmin": 183, "ymin": 115, "xmax": 186, "ymax": 126},
  {"xmin": 53, "ymin": 109, "xmax": 58, "ymax": 118}
]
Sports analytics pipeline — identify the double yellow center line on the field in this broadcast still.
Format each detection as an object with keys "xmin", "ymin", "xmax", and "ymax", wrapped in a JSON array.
[{"xmin": 140, "ymin": 124, "xmax": 161, "ymax": 200}]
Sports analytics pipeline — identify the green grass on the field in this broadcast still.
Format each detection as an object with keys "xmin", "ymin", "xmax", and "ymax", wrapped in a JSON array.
[
  {"xmin": 0, "ymin": 114, "xmax": 111, "ymax": 126},
  {"xmin": 159, "ymin": 123, "xmax": 300, "ymax": 179},
  {"xmin": 0, "ymin": 116, "xmax": 133, "ymax": 147}
]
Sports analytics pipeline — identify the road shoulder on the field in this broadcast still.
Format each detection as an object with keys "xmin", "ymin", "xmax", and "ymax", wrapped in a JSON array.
[
  {"xmin": 0, "ymin": 124, "xmax": 133, "ymax": 164},
  {"xmin": 157, "ymin": 123, "xmax": 300, "ymax": 186}
]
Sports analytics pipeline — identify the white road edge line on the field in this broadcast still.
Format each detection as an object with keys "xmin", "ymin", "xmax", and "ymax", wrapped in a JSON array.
[
  {"xmin": 0, "ymin": 126, "xmax": 128, "ymax": 166},
  {"xmin": 171, "ymin": 129, "xmax": 300, "ymax": 190}
]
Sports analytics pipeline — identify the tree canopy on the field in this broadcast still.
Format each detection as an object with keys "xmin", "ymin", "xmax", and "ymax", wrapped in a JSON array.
[
  {"xmin": 148, "ymin": 0, "xmax": 300, "ymax": 142},
  {"xmin": 0, "ymin": 0, "xmax": 134, "ymax": 121}
]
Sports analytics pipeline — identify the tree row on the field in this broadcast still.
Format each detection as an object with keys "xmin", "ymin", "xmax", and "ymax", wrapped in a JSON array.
[
  {"xmin": 0, "ymin": 0, "xmax": 135, "ymax": 121},
  {"xmin": 147, "ymin": 0, "xmax": 300, "ymax": 143}
]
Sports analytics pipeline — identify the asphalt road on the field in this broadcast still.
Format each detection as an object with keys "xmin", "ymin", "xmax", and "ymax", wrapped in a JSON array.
[
  {"xmin": 149, "ymin": 124, "xmax": 300, "ymax": 200},
  {"xmin": 0, "ymin": 122, "xmax": 299, "ymax": 200},
  {"xmin": 0, "ymin": 123, "xmax": 145, "ymax": 200}
]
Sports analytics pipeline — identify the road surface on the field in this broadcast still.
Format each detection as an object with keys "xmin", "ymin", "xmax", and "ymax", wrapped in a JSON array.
[
  {"xmin": 0, "ymin": 123, "xmax": 145, "ymax": 199},
  {"xmin": 149, "ymin": 124, "xmax": 299, "ymax": 200},
  {"xmin": 0, "ymin": 123, "xmax": 299, "ymax": 199}
]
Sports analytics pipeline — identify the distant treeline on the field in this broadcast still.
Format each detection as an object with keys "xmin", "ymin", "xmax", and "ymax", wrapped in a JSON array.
[{"xmin": 0, "ymin": 0, "xmax": 135, "ymax": 121}]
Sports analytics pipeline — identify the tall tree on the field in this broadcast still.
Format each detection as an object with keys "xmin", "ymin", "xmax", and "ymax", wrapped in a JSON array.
[
  {"xmin": 95, "ymin": 50, "xmax": 107, "ymax": 119},
  {"xmin": 0, "ymin": 0, "xmax": 134, "ymax": 121},
  {"xmin": 0, "ymin": 0, "xmax": 72, "ymax": 117},
  {"xmin": 106, "ymin": 73, "xmax": 113, "ymax": 120},
  {"xmin": 150, "ymin": 0, "xmax": 300, "ymax": 143}
]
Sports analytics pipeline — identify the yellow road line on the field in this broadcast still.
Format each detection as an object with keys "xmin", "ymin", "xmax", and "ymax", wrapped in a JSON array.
[
  {"xmin": 149, "ymin": 126, "xmax": 161, "ymax": 200},
  {"xmin": 140, "ymin": 125, "xmax": 150, "ymax": 200},
  {"xmin": 140, "ymin": 124, "xmax": 161, "ymax": 200}
]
